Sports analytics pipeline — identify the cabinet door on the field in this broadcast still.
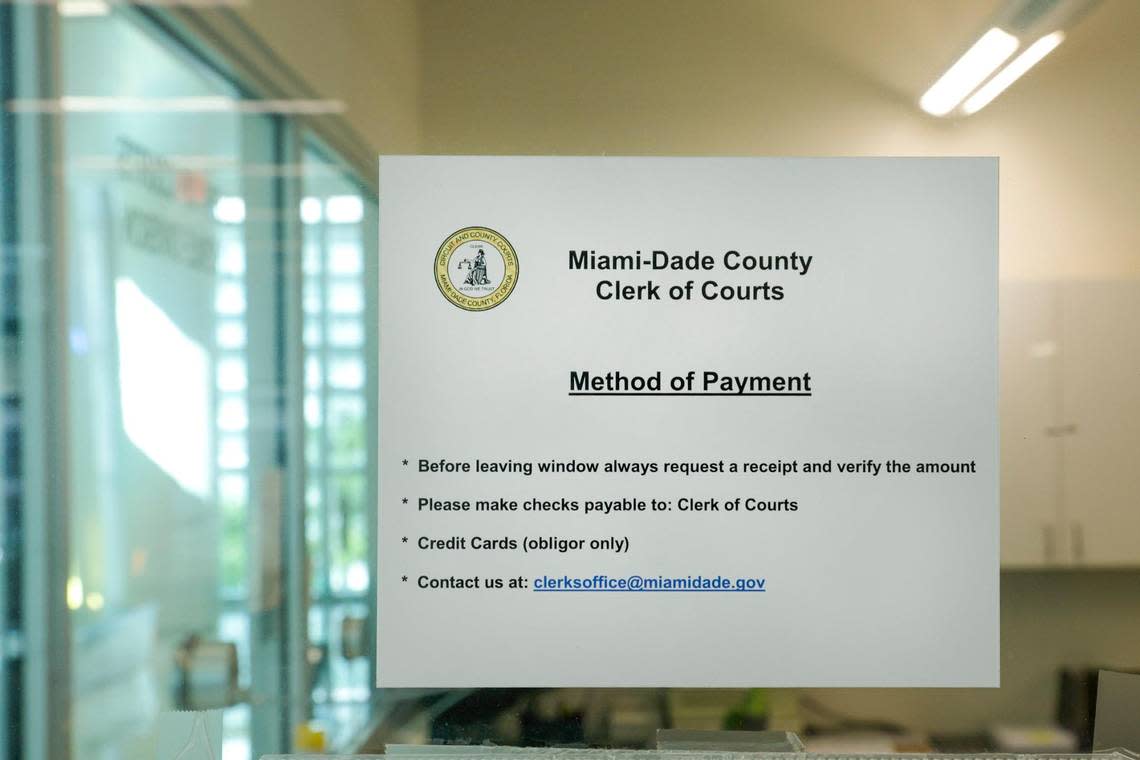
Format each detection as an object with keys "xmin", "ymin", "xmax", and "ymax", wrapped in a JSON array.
[
  {"xmin": 1060, "ymin": 282, "xmax": 1140, "ymax": 566},
  {"xmin": 1000, "ymin": 282, "xmax": 1065, "ymax": 567}
]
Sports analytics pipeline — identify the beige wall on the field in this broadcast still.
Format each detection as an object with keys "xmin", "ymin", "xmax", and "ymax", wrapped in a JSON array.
[
  {"xmin": 419, "ymin": 0, "xmax": 1139, "ymax": 281},
  {"xmin": 237, "ymin": 0, "xmax": 423, "ymax": 153},
  {"xmin": 231, "ymin": 0, "xmax": 1139, "ymax": 282}
]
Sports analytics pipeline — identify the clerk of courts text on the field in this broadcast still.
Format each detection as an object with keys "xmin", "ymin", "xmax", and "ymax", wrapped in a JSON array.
[{"xmin": 570, "ymin": 249, "xmax": 813, "ymax": 302}]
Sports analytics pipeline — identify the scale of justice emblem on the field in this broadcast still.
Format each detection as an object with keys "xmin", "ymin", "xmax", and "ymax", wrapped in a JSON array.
[{"xmin": 434, "ymin": 226, "xmax": 519, "ymax": 311}]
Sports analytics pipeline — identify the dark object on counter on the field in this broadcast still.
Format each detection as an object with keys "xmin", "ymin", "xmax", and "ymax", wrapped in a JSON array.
[
  {"xmin": 431, "ymin": 688, "xmax": 536, "ymax": 745},
  {"xmin": 1058, "ymin": 666, "xmax": 1100, "ymax": 750},
  {"xmin": 722, "ymin": 688, "xmax": 768, "ymax": 731},
  {"xmin": 1094, "ymin": 670, "xmax": 1140, "ymax": 751},
  {"xmin": 797, "ymin": 695, "xmax": 906, "ymax": 736},
  {"xmin": 928, "ymin": 733, "xmax": 993, "ymax": 752},
  {"xmin": 519, "ymin": 704, "xmax": 585, "ymax": 746},
  {"xmin": 1057, "ymin": 665, "xmax": 1140, "ymax": 750}
]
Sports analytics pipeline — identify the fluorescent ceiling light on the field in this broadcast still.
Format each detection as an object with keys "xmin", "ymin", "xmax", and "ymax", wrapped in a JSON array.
[
  {"xmin": 962, "ymin": 31, "xmax": 1065, "ymax": 114},
  {"xmin": 920, "ymin": 27, "xmax": 1020, "ymax": 116}
]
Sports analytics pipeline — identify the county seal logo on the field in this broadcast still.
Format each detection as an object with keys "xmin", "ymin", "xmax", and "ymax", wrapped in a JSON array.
[{"xmin": 434, "ymin": 226, "xmax": 518, "ymax": 311}]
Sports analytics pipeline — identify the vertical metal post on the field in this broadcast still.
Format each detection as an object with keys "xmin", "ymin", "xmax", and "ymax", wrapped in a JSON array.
[
  {"xmin": 0, "ymin": 9, "xmax": 16, "ymax": 759},
  {"xmin": 245, "ymin": 108, "xmax": 308, "ymax": 754},
  {"xmin": 278, "ymin": 117, "xmax": 310, "ymax": 749},
  {"xmin": 244, "ymin": 112, "xmax": 287, "ymax": 754},
  {"xmin": 362, "ymin": 188, "xmax": 380, "ymax": 708},
  {"xmin": 8, "ymin": 5, "xmax": 71, "ymax": 760}
]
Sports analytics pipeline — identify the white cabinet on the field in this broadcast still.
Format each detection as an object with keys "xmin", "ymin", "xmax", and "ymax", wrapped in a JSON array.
[
  {"xmin": 1059, "ymin": 282, "xmax": 1140, "ymax": 566},
  {"xmin": 1000, "ymin": 282, "xmax": 1063, "ymax": 567},
  {"xmin": 1000, "ymin": 280, "xmax": 1140, "ymax": 568}
]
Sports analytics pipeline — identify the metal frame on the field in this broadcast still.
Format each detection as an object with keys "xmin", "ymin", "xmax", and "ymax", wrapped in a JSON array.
[
  {"xmin": 278, "ymin": 116, "xmax": 310, "ymax": 750},
  {"xmin": 138, "ymin": 5, "xmax": 378, "ymax": 197},
  {"xmin": 2, "ymin": 5, "xmax": 72, "ymax": 760},
  {"xmin": 0, "ymin": 8, "xmax": 16, "ymax": 757}
]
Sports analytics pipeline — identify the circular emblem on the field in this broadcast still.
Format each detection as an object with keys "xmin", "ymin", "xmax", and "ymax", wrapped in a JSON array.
[{"xmin": 434, "ymin": 226, "xmax": 518, "ymax": 311}]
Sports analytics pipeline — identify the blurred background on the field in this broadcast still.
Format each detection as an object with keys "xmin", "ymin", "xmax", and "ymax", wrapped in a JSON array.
[{"xmin": 0, "ymin": 0, "xmax": 1137, "ymax": 758}]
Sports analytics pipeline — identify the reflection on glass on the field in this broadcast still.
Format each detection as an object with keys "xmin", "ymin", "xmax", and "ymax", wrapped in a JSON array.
[
  {"xmin": 301, "ymin": 144, "xmax": 374, "ymax": 739},
  {"xmin": 216, "ymin": 358, "xmax": 247, "ymax": 392},
  {"xmin": 329, "ymin": 282, "xmax": 363, "ymax": 314},
  {"xmin": 216, "ymin": 321, "xmax": 246, "ymax": 349},
  {"xmin": 300, "ymin": 197, "xmax": 323, "ymax": 225},
  {"xmin": 115, "ymin": 278, "xmax": 211, "ymax": 498},
  {"xmin": 325, "ymin": 195, "xmax": 364, "ymax": 224},
  {"xmin": 329, "ymin": 244, "xmax": 363, "ymax": 275},
  {"xmin": 214, "ymin": 281, "xmax": 246, "ymax": 315},
  {"xmin": 59, "ymin": 6, "xmax": 268, "ymax": 760}
]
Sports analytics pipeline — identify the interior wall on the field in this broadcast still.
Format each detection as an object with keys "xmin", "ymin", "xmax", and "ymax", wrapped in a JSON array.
[
  {"xmin": 236, "ymin": 0, "xmax": 422, "ymax": 153},
  {"xmin": 414, "ymin": 0, "xmax": 1140, "ymax": 733},
  {"xmin": 419, "ymin": 0, "xmax": 1139, "ymax": 281}
]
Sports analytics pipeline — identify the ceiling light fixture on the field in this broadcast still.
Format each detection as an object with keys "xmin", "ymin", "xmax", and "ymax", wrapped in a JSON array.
[
  {"xmin": 920, "ymin": 27, "xmax": 1020, "ymax": 116},
  {"xmin": 962, "ymin": 31, "xmax": 1065, "ymax": 114}
]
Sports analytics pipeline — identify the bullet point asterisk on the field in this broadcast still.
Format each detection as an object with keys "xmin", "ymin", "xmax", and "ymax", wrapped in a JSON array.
[
  {"xmin": 402, "ymin": 536, "xmax": 408, "ymax": 543},
  {"xmin": 402, "ymin": 497, "xmax": 408, "ymax": 504},
  {"xmin": 401, "ymin": 575, "xmax": 408, "ymax": 582},
  {"xmin": 402, "ymin": 459, "xmax": 409, "ymax": 466}
]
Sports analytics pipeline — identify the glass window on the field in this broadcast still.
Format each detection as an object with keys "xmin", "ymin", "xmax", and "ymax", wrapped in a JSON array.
[
  {"xmin": 2, "ymin": 4, "xmax": 378, "ymax": 758},
  {"xmin": 299, "ymin": 142, "xmax": 376, "ymax": 743}
]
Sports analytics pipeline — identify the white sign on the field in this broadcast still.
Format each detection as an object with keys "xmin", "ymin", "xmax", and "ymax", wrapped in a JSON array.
[{"xmin": 378, "ymin": 157, "xmax": 998, "ymax": 687}]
